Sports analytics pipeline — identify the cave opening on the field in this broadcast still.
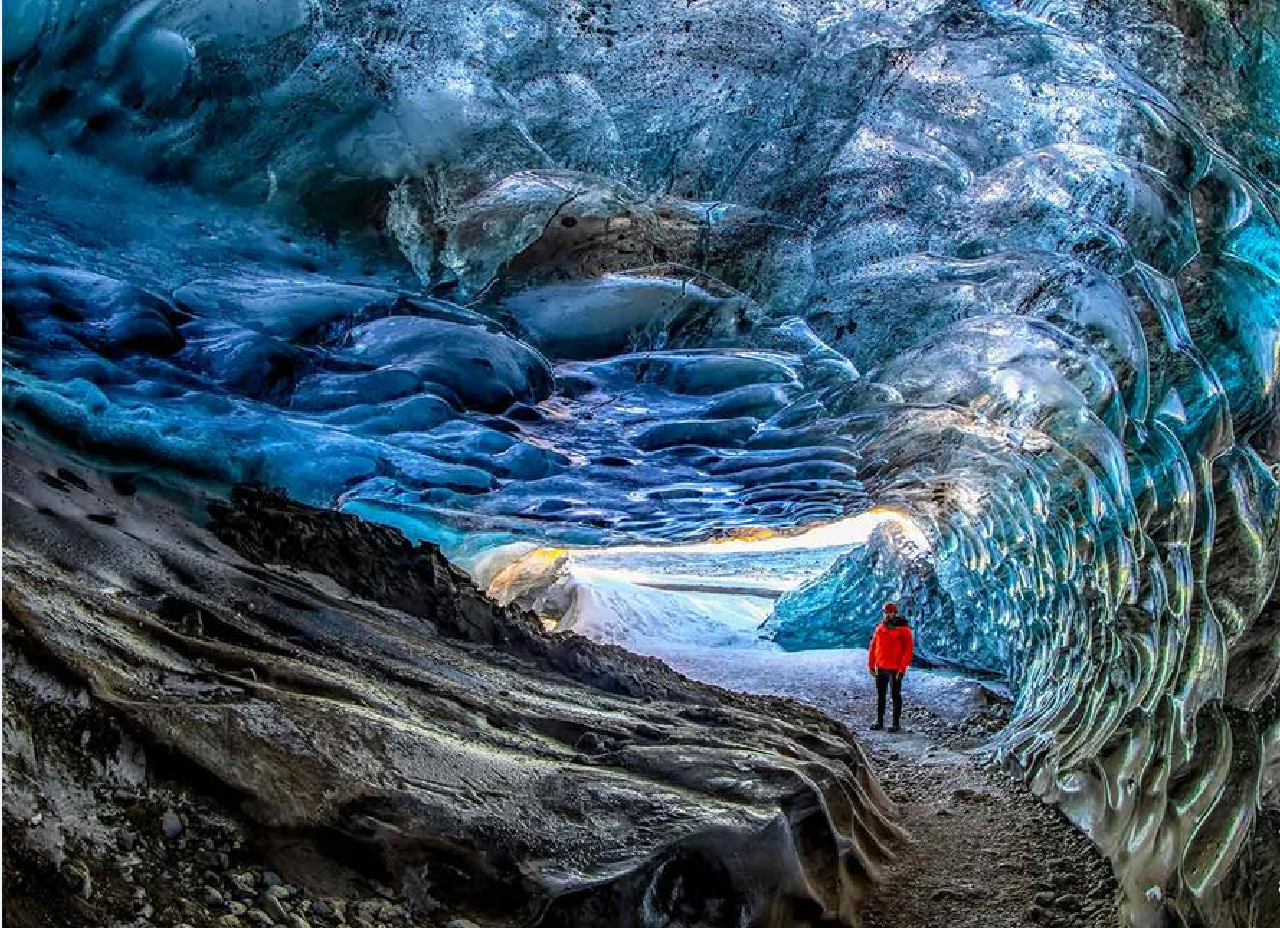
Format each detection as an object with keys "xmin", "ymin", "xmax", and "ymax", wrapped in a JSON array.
[{"xmin": 485, "ymin": 502, "xmax": 1016, "ymax": 688}]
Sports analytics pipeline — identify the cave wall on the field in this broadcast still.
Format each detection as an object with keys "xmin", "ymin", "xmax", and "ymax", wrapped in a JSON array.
[{"xmin": 2, "ymin": 2, "xmax": 1278, "ymax": 926}]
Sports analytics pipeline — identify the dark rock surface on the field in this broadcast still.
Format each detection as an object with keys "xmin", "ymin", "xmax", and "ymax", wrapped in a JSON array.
[{"xmin": 2, "ymin": 435, "xmax": 900, "ymax": 928}]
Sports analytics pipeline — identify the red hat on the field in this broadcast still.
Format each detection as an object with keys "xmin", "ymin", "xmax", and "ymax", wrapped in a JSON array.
[{"xmin": 883, "ymin": 602, "xmax": 899, "ymax": 614}]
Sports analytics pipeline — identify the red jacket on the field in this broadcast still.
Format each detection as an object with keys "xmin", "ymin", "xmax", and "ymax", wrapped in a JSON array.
[{"xmin": 868, "ymin": 618, "xmax": 914, "ymax": 673}]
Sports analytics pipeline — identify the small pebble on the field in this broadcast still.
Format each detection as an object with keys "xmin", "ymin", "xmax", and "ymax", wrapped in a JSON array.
[
  {"xmin": 161, "ymin": 809, "xmax": 184, "ymax": 839},
  {"xmin": 261, "ymin": 894, "xmax": 288, "ymax": 923},
  {"xmin": 63, "ymin": 860, "xmax": 92, "ymax": 900},
  {"xmin": 309, "ymin": 900, "xmax": 332, "ymax": 918},
  {"xmin": 1055, "ymin": 893, "xmax": 1084, "ymax": 911},
  {"xmin": 230, "ymin": 872, "xmax": 256, "ymax": 898}
]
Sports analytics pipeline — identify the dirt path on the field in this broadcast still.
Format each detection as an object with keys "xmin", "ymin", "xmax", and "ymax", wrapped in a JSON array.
[{"xmin": 656, "ymin": 647, "xmax": 1121, "ymax": 928}]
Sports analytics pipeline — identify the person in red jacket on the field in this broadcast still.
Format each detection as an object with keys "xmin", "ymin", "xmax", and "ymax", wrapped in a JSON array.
[{"xmin": 868, "ymin": 602, "xmax": 914, "ymax": 732}]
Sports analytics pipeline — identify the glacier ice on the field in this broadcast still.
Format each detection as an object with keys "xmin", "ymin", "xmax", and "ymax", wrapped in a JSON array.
[
  {"xmin": 3, "ymin": 0, "xmax": 1279, "ymax": 925},
  {"xmin": 763, "ymin": 521, "xmax": 1009, "ymax": 673}
]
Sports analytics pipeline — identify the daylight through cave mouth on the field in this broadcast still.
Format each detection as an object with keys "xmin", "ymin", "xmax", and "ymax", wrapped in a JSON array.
[{"xmin": 3, "ymin": 1, "xmax": 1278, "ymax": 926}]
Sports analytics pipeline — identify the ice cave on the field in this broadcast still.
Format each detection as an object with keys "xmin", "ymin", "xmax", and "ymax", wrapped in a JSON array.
[{"xmin": 2, "ymin": 1, "xmax": 1277, "ymax": 927}]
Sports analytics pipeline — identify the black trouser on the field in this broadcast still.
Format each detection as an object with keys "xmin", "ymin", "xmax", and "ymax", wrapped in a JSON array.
[{"xmin": 875, "ymin": 669, "xmax": 903, "ymax": 726}]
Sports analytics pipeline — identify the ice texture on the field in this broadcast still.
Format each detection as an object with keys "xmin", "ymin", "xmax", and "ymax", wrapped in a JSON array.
[
  {"xmin": 763, "ymin": 522, "xmax": 1006, "ymax": 673},
  {"xmin": 3, "ymin": 1, "xmax": 1279, "ymax": 925}
]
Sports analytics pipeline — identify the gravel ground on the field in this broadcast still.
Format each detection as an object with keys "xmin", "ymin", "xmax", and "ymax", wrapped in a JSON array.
[{"xmin": 656, "ymin": 646, "xmax": 1122, "ymax": 928}]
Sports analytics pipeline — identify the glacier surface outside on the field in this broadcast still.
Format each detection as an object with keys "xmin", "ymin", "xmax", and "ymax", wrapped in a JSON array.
[{"xmin": 3, "ymin": 0, "xmax": 1279, "ymax": 925}]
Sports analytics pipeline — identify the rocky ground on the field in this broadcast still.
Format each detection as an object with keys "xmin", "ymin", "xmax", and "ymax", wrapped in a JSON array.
[{"xmin": 658, "ymin": 649, "xmax": 1121, "ymax": 928}]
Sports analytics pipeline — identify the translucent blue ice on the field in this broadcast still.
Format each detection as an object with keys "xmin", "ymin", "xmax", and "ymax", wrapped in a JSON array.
[{"xmin": 3, "ymin": 1, "xmax": 1278, "ymax": 924}]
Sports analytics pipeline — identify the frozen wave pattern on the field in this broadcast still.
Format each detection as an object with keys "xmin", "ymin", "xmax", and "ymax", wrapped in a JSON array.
[{"xmin": 2, "ymin": 1, "xmax": 1278, "ymax": 925}]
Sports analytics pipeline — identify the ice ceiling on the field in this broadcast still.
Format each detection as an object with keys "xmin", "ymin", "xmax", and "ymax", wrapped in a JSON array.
[{"xmin": 2, "ymin": 0, "xmax": 1278, "ymax": 925}]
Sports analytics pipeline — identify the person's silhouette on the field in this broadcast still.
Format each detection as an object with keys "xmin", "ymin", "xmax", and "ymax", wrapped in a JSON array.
[{"xmin": 868, "ymin": 602, "xmax": 914, "ymax": 732}]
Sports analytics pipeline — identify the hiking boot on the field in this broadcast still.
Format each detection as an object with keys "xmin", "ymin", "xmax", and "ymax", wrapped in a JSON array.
[
  {"xmin": 888, "ymin": 724, "xmax": 901, "ymax": 733},
  {"xmin": 870, "ymin": 722, "xmax": 884, "ymax": 731}
]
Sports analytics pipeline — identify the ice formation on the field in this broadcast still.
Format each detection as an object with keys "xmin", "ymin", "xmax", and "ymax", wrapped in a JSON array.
[
  {"xmin": 3, "ymin": 1, "xmax": 1278, "ymax": 925},
  {"xmin": 763, "ymin": 521, "xmax": 1008, "ymax": 672}
]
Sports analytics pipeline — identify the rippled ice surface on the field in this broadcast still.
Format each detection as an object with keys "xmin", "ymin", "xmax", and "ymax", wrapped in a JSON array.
[{"xmin": 3, "ymin": 0, "xmax": 1278, "ymax": 925}]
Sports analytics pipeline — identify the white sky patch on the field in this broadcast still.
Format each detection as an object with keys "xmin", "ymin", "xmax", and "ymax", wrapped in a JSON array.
[{"xmin": 582, "ymin": 506, "xmax": 931, "ymax": 558}]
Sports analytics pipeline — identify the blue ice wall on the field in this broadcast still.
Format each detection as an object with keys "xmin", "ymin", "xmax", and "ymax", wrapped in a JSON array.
[
  {"xmin": 763, "ymin": 522, "xmax": 1007, "ymax": 673},
  {"xmin": 3, "ymin": 2, "xmax": 1279, "ymax": 925}
]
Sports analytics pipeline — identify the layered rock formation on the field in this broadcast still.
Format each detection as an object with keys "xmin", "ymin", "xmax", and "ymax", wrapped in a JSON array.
[{"xmin": 3, "ymin": 436, "xmax": 900, "ymax": 927}]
